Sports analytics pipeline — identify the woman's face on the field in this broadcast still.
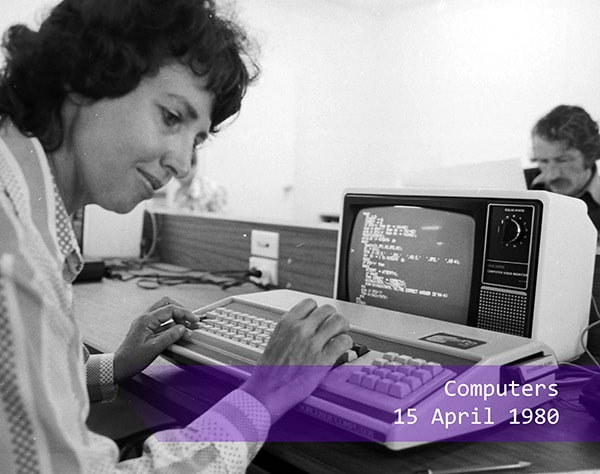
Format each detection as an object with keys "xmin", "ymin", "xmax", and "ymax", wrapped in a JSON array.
[{"xmin": 65, "ymin": 63, "xmax": 214, "ymax": 213}]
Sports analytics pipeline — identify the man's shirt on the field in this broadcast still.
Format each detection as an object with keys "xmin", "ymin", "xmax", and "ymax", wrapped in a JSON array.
[{"xmin": 527, "ymin": 165, "xmax": 600, "ymax": 231}]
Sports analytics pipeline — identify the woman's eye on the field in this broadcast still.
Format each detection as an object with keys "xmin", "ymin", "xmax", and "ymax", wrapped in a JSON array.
[{"xmin": 162, "ymin": 108, "xmax": 181, "ymax": 127}]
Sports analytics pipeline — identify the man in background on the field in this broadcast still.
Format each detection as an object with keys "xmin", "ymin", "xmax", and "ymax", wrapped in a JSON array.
[{"xmin": 527, "ymin": 105, "xmax": 600, "ymax": 231}]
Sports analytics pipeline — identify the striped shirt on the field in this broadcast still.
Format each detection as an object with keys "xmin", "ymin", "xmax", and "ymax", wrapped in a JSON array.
[{"xmin": 0, "ymin": 119, "xmax": 270, "ymax": 473}]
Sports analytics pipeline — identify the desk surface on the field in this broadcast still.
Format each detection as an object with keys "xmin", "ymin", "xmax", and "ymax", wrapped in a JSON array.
[{"xmin": 74, "ymin": 277, "xmax": 600, "ymax": 474}]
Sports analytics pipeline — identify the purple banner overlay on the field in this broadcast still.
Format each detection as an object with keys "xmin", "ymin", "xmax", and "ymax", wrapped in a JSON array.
[{"xmin": 137, "ymin": 364, "xmax": 600, "ymax": 444}]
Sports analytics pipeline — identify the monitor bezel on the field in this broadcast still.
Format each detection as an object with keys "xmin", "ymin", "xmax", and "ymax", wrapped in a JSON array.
[{"xmin": 334, "ymin": 190, "xmax": 542, "ymax": 334}]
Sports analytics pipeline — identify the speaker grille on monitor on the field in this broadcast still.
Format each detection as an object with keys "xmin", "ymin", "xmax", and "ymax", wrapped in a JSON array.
[{"xmin": 477, "ymin": 288, "xmax": 529, "ymax": 337}]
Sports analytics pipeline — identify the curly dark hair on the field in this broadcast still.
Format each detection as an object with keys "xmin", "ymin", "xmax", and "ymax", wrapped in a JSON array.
[
  {"xmin": 532, "ymin": 105, "xmax": 600, "ymax": 167},
  {"xmin": 0, "ymin": 0, "xmax": 260, "ymax": 151}
]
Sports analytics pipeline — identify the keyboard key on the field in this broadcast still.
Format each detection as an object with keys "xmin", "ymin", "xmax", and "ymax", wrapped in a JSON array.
[
  {"xmin": 374, "ymin": 378, "xmax": 393, "ymax": 394},
  {"xmin": 425, "ymin": 362, "xmax": 443, "ymax": 375},
  {"xmin": 402, "ymin": 375, "xmax": 422, "ymax": 390},
  {"xmin": 373, "ymin": 368, "xmax": 391, "ymax": 378},
  {"xmin": 386, "ymin": 372, "xmax": 405, "ymax": 383},
  {"xmin": 395, "ymin": 366, "xmax": 416, "ymax": 375},
  {"xmin": 334, "ymin": 344, "xmax": 370, "ymax": 368},
  {"xmin": 414, "ymin": 368, "xmax": 433, "ymax": 383},
  {"xmin": 382, "ymin": 352, "xmax": 398, "ymax": 361},
  {"xmin": 353, "ymin": 343, "xmax": 370, "ymax": 357},
  {"xmin": 348, "ymin": 371, "xmax": 364, "ymax": 385},
  {"xmin": 360, "ymin": 374, "xmax": 379, "ymax": 390},
  {"xmin": 389, "ymin": 381, "xmax": 411, "ymax": 398},
  {"xmin": 393, "ymin": 354, "xmax": 412, "ymax": 364},
  {"xmin": 334, "ymin": 349, "xmax": 359, "ymax": 366}
]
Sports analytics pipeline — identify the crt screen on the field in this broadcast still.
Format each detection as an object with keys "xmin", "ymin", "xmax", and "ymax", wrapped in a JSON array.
[{"xmin": 347, "ymin": 206, "xmax": 476, "ymax": 324}]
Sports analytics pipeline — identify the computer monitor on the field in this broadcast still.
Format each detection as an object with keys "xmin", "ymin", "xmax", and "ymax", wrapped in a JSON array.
[{"xmin": 334, "ymin": 188, "xmax": 597, "ymax": 362}]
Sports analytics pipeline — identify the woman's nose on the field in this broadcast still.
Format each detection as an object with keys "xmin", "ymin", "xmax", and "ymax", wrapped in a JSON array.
[{"xmin": 160, "ymin": 139, "xmax": 193, "ymax": 179}]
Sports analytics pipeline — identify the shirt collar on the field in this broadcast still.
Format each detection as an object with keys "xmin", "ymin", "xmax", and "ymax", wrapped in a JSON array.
[
  {"xmin": 576, "ymin": 164, "xmax": 600, "ymax": 206},
  {"xmin": 52, "ymin": 180, "xmax": 84, "ymax": 281}
]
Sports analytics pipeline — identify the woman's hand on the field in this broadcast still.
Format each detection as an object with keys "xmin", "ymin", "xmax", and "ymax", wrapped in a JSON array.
[
  {"xmin": 113, "ymin": 296, "xmax": 199, "ymax": 383},
  {"xmin": 240, "ymin": 298, "xmax": 353, "ymax": 422}
]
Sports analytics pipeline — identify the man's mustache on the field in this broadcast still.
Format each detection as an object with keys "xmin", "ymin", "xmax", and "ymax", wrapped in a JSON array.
[{"xmin": 531, "ymin": 173, "xmax": 569, "ymax": 188}]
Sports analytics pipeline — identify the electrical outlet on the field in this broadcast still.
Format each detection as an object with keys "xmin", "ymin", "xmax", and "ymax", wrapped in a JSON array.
[
  {"xmin": 250, "ymin": 230, "xmax": 279, "ymax": 259},
  {"xmin": 249, "ymin": 256, "xmax": 278, "ymax": 287}
]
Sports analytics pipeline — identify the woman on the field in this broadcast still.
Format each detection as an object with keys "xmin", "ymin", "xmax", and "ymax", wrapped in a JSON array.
[{"xmin": 0, "ymin": 0, "xmax": 352, "ymax": 472}]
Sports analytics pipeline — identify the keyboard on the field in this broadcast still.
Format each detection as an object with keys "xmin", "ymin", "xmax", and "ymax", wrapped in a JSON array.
[
  {"xmin": 183, "ymin": 305, "xmax": 275, "ymax": 363},
  {"xmin": 167, "ymin": 290, "xmax": 558, "ymax": 449}
]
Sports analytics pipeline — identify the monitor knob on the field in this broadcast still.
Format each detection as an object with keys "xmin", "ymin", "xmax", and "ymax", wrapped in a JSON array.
[{"xmin": 499, "ymin": 217, "xmax": 522, "ymax": 244}]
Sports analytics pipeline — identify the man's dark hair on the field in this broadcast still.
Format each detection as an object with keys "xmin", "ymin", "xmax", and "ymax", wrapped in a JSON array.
[
  {"xmin": 532, "ymin": 105, "xmax": 600, "ymax": 167},
  {"xmin": 0, "ymin": 0, "xmax": 260, "ymax": 150}
]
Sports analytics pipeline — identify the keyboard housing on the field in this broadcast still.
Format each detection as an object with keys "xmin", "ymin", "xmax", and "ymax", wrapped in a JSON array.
[{"xmin": 166, "ymin": 289, "xmax": 558, "ymax": 449}]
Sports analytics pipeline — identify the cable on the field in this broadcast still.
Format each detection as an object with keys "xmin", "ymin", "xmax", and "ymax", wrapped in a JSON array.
[
  {"xmin": 591, "ymin": 295, "xmax": 600, "ymax": 322},
  {"xmin": 134, "ymin": 271, "xmax": 247, "ymax": 290},
  {"xmin": 579, "ymin": 318, "xmax": 600, "ymax": 368},
  {"xmin": 103, "ymin": 209, "xmax": 276, "ymax": 291},
  {"xmin": 103, "ymin": 259, "xmax": 264, "ymax": 291},
  {"xmin": 557, "ymin": 302, "xmax": 600, "ymax": 387},
  {"xmin": 557, "ymin": 364, "xmax": 600, "ymax": 378},
  {"xmin": 577, "ymin": 296, "xmax": 600, "ymax": 368}
]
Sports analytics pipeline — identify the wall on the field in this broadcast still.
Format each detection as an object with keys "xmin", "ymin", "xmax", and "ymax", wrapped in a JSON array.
[
  {"xmin": 3, "ymin": 1, "xmax": 600, "ymax": 224},
  {"xmin": 204, "ymin": 0, "xmax": 382, "ymax": 222},
  {"xmin": 376, "ymin": 0, "xmax": 600, "ymax": 174},
  {"xmin": 0, "ymin": 1, "xmax": 53, "ymax": 53},
  {"xmin": 154, "ymin": 212, "xmax": 338, "ymax": 296},
  {"xmin": 210, "ymin": 0, "xmax": 600, "ymax": 222}
]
